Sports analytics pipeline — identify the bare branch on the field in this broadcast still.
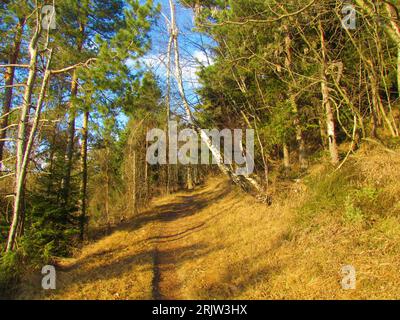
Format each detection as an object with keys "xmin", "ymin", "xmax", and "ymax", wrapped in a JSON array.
[
  {"xmin": 0, "ymin": 124, "xmax": 18, "ymax": 131},
  {"xmin": 50, "ymin": 58, "xmax": 97, "ymax": 75},
  {"xmin": 0, "ymin": 173, "xmax": 15, "ymax": 180},
  {"xmin": 0, "ymin": 107, "xmax": 20, "ymax": 120},
  {"xmin": 202, "ymin": 0, "xmax": 316, "ymax": 26},
  {"xmin": 0, "ymin": 83, "xmax": 27, "ymax": 89},
  {"xmin": 0, "ymin": 64, "xmax": 30, "ymax": 69}
]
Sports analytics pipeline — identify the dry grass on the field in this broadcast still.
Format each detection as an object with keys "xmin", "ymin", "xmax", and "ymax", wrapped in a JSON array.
[
  {"xmin": 17, "ymin": 221, "xmax": 157, "ymax": 299},
  {"xmin": 16, "ymin": 146, "xmax": 400, "ymax": 299}
]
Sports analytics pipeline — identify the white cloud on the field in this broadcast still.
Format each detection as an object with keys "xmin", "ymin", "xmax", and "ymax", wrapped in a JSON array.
[
  {"xmin": 180, "ymin": 50, "xmax": 213, "ymax": 85},
  {"xmin": 131, "ymin": 49, "xmax": 212, "ymax": 85},
  {"xmin": 193, "ymin": 50, "xmax": 213, "ymax": 66}
]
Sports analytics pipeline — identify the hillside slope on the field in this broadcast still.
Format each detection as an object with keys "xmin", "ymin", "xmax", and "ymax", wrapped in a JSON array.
[{"xmin": 17, "ymin": 146, "xmax": 400, "ymax": 299}]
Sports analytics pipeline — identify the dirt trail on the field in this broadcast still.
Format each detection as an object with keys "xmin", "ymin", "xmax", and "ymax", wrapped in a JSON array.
[
  {"xmin": 149, "ymin": 182, "xmax": 230, "ymax": 300},
  {"xmin": 18, "ymin": 178, "xmax": 230, "ymax": 300},
  {"xmin": 151, "ymin": 196, "xmax": 199, "ymax": 300},
  {"xmin": 148, "ymin": 197, "xmax": 199, "ymax": 300}
]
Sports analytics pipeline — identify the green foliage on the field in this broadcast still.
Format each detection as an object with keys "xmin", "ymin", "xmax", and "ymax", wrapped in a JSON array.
[
  {"xmin": 299, "ymin": 160, "xmax": 388, "ymax": 229},
  {"xmin": 263, "ymin": 100, "xmax": 295, "ymax": 146},
  {"xmin": 23, "ymin": 197, "xmax": 79, "ymax": 260},
  {"xmin": 344, "ymin": 198, "xmax": 364, "ymax": 224},
  {"xmin": 343, "ymin": 187, "xmax": 380, "ymax": 225},
  {"xmin": 0, "ymin": 251, "xmax": 21, "ymax": 298},
  {"xmin": 298, "ymin": 164, "xmax": 360, "ymax": 225}
]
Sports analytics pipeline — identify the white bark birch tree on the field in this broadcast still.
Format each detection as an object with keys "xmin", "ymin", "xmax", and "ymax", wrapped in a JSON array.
[{"xmin": 167, "ymin": 0, "xmax": 263, "ymax": 194}]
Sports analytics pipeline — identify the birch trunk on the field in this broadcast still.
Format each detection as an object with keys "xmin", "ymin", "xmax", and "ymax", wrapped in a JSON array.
[
  {"xmin": 284, "ymin": 26, "xmax": 307, "ymax": 169},
  {"xmin": 283, "ymin": 143, "xmax": 290, "ymax": 170},
  {"xmin": 105, "ymin": 145, "xmax": 111, "ymax": 232},
  {"xmin": 79, "ymin": 110, "xmax": 89, "ymax": 240},
  {"xmin": 166, "ymin": 34, "xmax": 173, "ymax": 194},
  {"xmin": 144, "ymin": 137, "xmax": 149, "ymax": 199},
  {"xmin": 132, "ymin": 149, "xmax": 137, "ymax": 215},
  {"xmin": 167, "ymin": 0, "xmax": 263, "ymax": 194},
  {"xmin": 319, "ymin": 21, "xmax": 340, "ymax": 166},
  {"xmin": 187, "ymin": 165, "xmax": 194, "ymax": 190},
  {"xmin": 7, "ymin": 44, "xmax": 52, "ymax": 251}
]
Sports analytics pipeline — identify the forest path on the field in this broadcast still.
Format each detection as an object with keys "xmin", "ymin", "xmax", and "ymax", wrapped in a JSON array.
[
  {"xmin": 17, "ymin": 177, "xmax": 231, "ymax": 300},
  {"xmin": 148, "ymin": 178, "xmax": 232, "ymax": 300},
  {"xmin": 150, "ymin": 194, "xmax": 202, "ymax": 300}
]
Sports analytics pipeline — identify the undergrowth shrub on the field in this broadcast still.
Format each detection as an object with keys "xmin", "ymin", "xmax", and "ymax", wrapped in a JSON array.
[
  {"xmin": 344, "ymin": 196, "xmax": 364, "ymax": 224},
  {"xmin": 297, "ymin": 163, "xmax": 361, "ymax": 226},
  {"xmin": 0, "ymin": 251, "xmax": 21, "ymax": 298},
  {"xmin": 343, "ymin": 187, "xmax": 380, "ymax": 225},
  {"xmin": 0, "ymin": 193, "xmax": 79, "ymax": 298},
  {"xmin": 23, "ymin": 193, "xmax": 79, "ymax": 261},
  {"xmin": 298, "ymin": 155, "xmax": 400, "ymax": 230}
]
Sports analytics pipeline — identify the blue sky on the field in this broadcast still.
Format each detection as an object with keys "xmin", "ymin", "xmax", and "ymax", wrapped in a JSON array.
[{"xmin": 105, "ymin": 0, "xmax": 215, "ymax": 131}]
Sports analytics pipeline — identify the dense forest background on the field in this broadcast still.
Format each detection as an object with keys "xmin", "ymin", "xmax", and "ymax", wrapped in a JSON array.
[{"xmin": 1, "ymin": 0, "xmax": 400, "ymax": 298}]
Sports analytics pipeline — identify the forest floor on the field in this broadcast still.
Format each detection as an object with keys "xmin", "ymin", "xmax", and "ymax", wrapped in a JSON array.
[{"xmin": 16, "ymin": 146, "xmax": 400, "ymax": 299}]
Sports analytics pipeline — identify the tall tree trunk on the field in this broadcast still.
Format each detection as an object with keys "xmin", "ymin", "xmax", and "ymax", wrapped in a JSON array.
[
  {"xmin": 263, "ymin": 155, "xmax": 269, "ymax": 190},
  {"xmin": 187, "ymin": 165, "xmax": 194, "ymax": 190},
  {"xmin": 194, "ymin": 165, "xmax": 200, "ymax": 185},
  {"xmin": 290, "ymin": 95, "xmax": 308, "ymax": 169},
  {"xmin": 62, "ymin": 21, "xmax": 85, "ymax": 204},
  {"xmin": 369, "ymin": 67, "xmax": 397, "ymax": 136},
  {"xmin": 319, "ymin": 118, "xmax": 328, "ymax": 149},
  {"xmin": 47, "ymin": 124, "xmax": 58, "ymax": 194},
  {"xmin": 7, "ymin": 41, "xmax": 52, "ymax": 252},
  {"xmin": 166, "ymin": 34, "xmax": 173, "ymax": 194},
  {"xmin": 0, "ymin": 18, "xmax": 25, "ymax": 171},
  {"xmin": 319, "ymin": 20, "xmax": 340, "ymax": 166},
  {"xmin": 105, "ymin": 145, "xmax": 111, "ymax": 232},
  {"xmin": 296, "ymin": 123, "xmax": 307, "ymax": 170},
  {"xmin": 132, "ymin": 149, "xmax": 137, "ymax": 215},
  {"xmin": 62, "ymin": 70, "xmax": 78, "ymax": 204},
  {"xmin": 173, "ymin": 164, "xmax": 179, "ymax": 192},
  {"xmin": 283, "ymin": 143, "xmax": 290, "ymax": 170},
  {"xmin": 144, "ymin": 137, "xmax": 149, "ymax": 199},
  {"xmin": 128, "ymin": 130, "xmax": 138, "ymax": 215},
  {"xmin": 7, "ymin": 31, "xmax": 40, "ymax": 252},
  {"xmin": 79, "ymin": 110, "xmax": 89, "ymax": 241},
  {"xmin": 284, "ymin": 25, "xmax": 308, "ymax": 169}
]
